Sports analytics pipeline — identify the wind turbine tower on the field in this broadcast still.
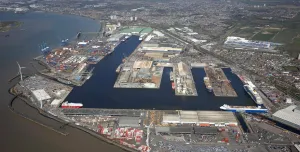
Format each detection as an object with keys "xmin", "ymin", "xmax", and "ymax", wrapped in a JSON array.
[{"xmin": 17, "ymin": 61, "xmax": 26, "ymax": 81}]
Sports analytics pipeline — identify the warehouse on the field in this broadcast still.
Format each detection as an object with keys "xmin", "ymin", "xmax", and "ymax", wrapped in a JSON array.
[
  {"xmin": 118, "ymin": 116, "xmax": 140, "ymax": 127},
  {"xmin": 197, "ymin": 111, "xmax": 238, "ymax": 126},
  {"xmin": 155, "ymin": 126, "xmax": 218, "ymax": 134},
  {"xmin": 107, "ymin": 34, "xmax": 125, "ymax": 42},
  {"xmin": 32, "ymin": 89, "xmax": 51, "ymax": 102},
  {"xmin": 272, "ymin": 105, "xmax": 300, "ymax": 129},
  {"xmin": 162, "ymin": 110, "xmax": 238, "ymax": 126}
]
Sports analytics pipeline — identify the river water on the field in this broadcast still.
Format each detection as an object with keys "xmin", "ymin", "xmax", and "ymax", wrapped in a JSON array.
[
  {"xmin": 0, "ymin": 12, "xmax": 125, "ymax": 152},
  {"xmin": 66, "ymin": 36, "xmax": 255, "ymax": 110}
]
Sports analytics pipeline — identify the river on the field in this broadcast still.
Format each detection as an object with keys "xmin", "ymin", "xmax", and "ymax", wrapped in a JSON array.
[{"xmin": 0, "ymin": 12, "xmax": 125, "ymax": 152}]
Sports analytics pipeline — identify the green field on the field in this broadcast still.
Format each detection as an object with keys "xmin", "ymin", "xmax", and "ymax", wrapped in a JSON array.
[
  {"xmin": 284, "ymin": 37, "xmax": 300, "ymax": 57},
  {"xmin": 252, "ymin": 32, "xmax": 276, "ymax": 41},
  {"xmin": 272, "ymin": 29, "xmax": 299, "ymax": 43},
  {"xmin": 233, "ymin": 27, "xmax": 258, "ymax": 38},
  {"xmin": 283, "ymin": 66, "xmax": 299, "ymax": 72}
]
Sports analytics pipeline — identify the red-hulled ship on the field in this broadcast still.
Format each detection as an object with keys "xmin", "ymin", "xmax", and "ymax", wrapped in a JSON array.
[{"xmin": 61, "ymin": 101, "xmax": 83, "ymax": 108}]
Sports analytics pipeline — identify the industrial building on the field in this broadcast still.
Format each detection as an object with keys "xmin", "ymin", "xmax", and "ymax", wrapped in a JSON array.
[
  {"xmin": 162, "ymin": 111, "xmax": 238, "ymax": 126},
  {"xmin": 119, "ymin": 27, "xmax": 153, "ymax": 35},
  {"xmin": 32, "ymin": 89, "xmax": 51, "ymax": 102},
  {"xmin": 141, "ymin": 46, "xmax": 182, "ymax": 52},
  {"xmin": 118, "ymin": 116, "xmax": 140, "ymax": 127},
  {"xmin": 107, "ymin": 33, "xmax": 125, "ymax": 42},
  {"xmin": 224, "ymin": 36, "xmax": 277, "ymax": 50},
  {"xmin": 272, "ymin": 105, "xmax": 300, "ymax": 129},
  {"xmin": 155, "ymin": 126, "xmax": 218, "ymax": 134}
]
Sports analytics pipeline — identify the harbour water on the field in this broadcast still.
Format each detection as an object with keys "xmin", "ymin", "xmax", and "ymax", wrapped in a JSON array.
[
  {"xmin": 66, "ymin": 36, "xmax": 255, "ymax": 110},
  {"xmin": 0, "ymin": 12, "xmax": 125, "ymax": 152}
]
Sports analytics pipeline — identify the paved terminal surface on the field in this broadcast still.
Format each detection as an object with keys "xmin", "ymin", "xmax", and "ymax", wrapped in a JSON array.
[
  {"xmin": 173, "ymin": 62, "xmax": 198, "ymax": 96},
  {"xmin": 204, "ymin": 66, "xmax": 237, "ymax": 97}
]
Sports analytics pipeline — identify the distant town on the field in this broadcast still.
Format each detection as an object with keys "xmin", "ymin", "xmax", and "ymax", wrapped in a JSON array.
[{"xmin": 3, "ymin": 0, "xmax": 300, "ymax": 152}]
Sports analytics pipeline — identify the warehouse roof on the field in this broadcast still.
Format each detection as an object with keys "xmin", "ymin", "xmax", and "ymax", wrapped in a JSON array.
[
  {"xmin": 170, "ymin": 127, "xmax": 191, "ymax": 133},
  {"xmin": 140, "ymin": 27, "xmax": 153, "ymax": 34},
  {"xmin": 194, "ymin": 127, "xmax": 218, "ymax": 134},
  {"xmin": 120, "ymin": 27, "xmax": 144, "ymax": 34},
  {"xmin": 162, "ymin": 111, "xmax": 237, "ymax": 124},
  {"xmin": 272, "ymin": 105, "xmax": 300, "ymax": 127},
  {"xmin": 162, "ymin": 114, "xmax": 180, "ymax": 123},
  {"xmin": 32, "ymin": 89, "xmax": 51, "ymax": 101},
  {"xmin": 118, "ymin": 116, "xmax": 140, "ymax": 127},
  {"xmin": 197, "ymin": 111, "xmax": 237, "ymax": 123}
]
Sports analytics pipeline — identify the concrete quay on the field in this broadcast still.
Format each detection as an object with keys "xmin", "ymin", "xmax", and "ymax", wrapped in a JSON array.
[
  {"xmin": 173, "ymin": 62, "xmax": 198, "ymax": 96},
  {"xmin": 204, "ymin": 66, "xmax": 237, "ymax": 97}
]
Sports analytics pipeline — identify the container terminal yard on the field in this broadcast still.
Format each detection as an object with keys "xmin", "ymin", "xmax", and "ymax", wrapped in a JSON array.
[
  {"xmin": 204, "ymin": 66, "xmax": 237, "ymax": 97},
  {"xmin": 9, "ymin": 23, "xmax": 300, "ymax": 152}
]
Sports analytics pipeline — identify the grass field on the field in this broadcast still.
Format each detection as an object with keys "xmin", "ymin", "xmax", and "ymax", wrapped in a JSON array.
[
  {"xmin": 283, "ymin": 66, "xmax": 299, "ymax": 72},
  {"xmin": 272, "ymin": 29, "xmax": 299, "ymax": 43},
  {"xmin": 233, "ymin": 27, "xmax": 258, "ymax": 38},
  {"xmin": 252, "ymin": 31, "xmax": 277, "ymax": 41},
  {"xmin": 284, "ymin": 37, "xmax": 300, "ymax": 57}
]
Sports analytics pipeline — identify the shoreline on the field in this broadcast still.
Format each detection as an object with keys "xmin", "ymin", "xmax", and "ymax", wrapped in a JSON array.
[{"xmin": 8, "ymin": 82, "xmax": 137, "ymax": 152}]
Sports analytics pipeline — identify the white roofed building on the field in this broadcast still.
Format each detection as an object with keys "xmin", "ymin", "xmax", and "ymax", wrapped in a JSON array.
[
  {"xmin": 32, "ymin": 89, "xmax": 51, "ymax": 102},
  {"xmin": 162, "ymin": 110, "xmax": 237, "ymax": 126},
  {"xmin": 272, "ymin": 105, "xmax": 300, "ymax": 129}
]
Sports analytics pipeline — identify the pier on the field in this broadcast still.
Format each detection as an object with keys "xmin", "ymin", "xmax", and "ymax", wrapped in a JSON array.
[
  {"xmin": 204, "ymin": 66, "xmax": 237, "ymax": 97},
  {"xmin": 173, "ymin": 62, "xmax": 198, "ymax": 96}
]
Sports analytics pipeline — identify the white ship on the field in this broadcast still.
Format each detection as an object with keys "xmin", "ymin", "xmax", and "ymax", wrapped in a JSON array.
[
  {"xmin": 220, "ymin": 104, "xmax": 267, "ymax": 113},
  {"xmin": 243, "ymin": 82, "xmax": 263, "ymax": 106},
  {"xmin": 139, "ymin": 36, "xmax": 143, "ymax": 41},
  {"xmin": 61, "ymin": 101, "xmax": 83, "ymax": 108}
]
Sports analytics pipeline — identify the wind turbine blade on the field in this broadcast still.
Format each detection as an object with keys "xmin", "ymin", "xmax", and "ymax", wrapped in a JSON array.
[
  {"xmin": 21, "ymin": 67, "xmax": 26, "ymax": 68},
  {"xmin": 16, "ymin": 61, "xmax": 20, "ymax": 68}
]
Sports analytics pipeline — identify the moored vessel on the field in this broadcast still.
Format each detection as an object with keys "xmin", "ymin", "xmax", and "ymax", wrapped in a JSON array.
[
  {"xmin": 220, "ymin": 104, "xmax": 267, "ymax": 113},
  {"xmin": 171, "ymin": 82, "xmax": 175, "ymax": 90},
  {"xmin": 203, "ymin": 77, "xmax": 213, "ymax": 92},
  {"xmin": 243, "ymin": 82, "xmax": 263, "ymax": 106},
  {"xmin": 61, "ymin": 101, "xmax": 83, "ymax": 108},
  {"xmin": 170, "ymin": 71, "xmax": 174, "ymax": 81}
]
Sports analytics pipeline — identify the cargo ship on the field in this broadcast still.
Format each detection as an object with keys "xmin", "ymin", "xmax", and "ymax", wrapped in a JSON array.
[
  {"xmin": 170, "ymin": 71, "xmax": 174, "ymax": 81},
  {"xmin": 61, "ymin": 101, "xmax": 83, "ymax": 108},
  {"xmin": 220, "ymin": 104, "xmax": 268, "ymax": 113},
  {"xmin": 203, "ymin": 77, "xmax": 213, "ymax": 92}
]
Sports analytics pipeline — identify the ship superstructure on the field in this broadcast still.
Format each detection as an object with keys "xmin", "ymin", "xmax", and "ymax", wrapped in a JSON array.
[{"xmin": 238, "ymin": 75, "xmax": 263, "ymax": 106}]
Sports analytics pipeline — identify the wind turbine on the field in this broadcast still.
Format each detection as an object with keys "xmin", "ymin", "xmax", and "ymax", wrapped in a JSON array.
[{"xmin": 17, "ymin": 61, "xmax": 26, "ymax": 81}]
